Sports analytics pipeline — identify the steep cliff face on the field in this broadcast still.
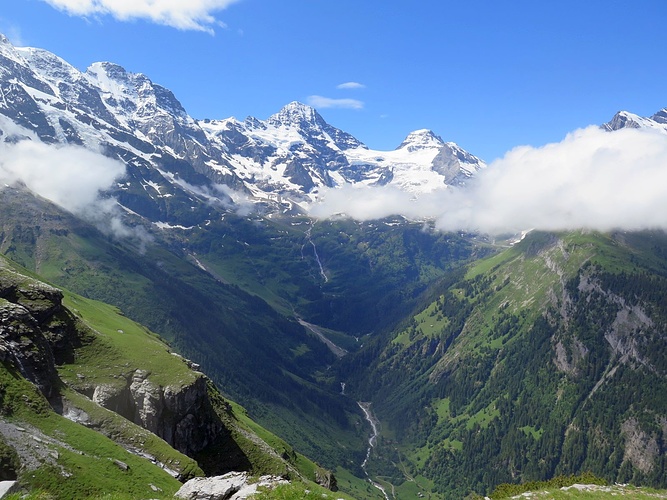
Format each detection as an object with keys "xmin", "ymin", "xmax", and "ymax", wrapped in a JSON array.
[{"xmin": 90, "ymin": 369, "xmax": 228, "ymax": 460}]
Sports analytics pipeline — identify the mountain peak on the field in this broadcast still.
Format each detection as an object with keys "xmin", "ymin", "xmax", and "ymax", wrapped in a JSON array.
[
  {"xmin": 16, "ymin": 46, "xmax": 81, "ymax": 83},
  {"xmin": 397, "ymin": 129, "xmax": 445, "ymax": 151},
  {"xmin": 602, "ymin": 109, "xmax": 667, "ymax": 133},
  {"xmin": 0, "ymin": 33, "xmax": 24, "ymax": 63},
  {"xmin": 268, "ymin": 101, "xmax": 321, "ymax": 127},
  {"xmin": 651, "ymin": 108, "xmax": 667, "ymax": 125},
  {"xmin": 603, "ymin": 111, "xmax": 643, "ymax": 131},
  {"xmin": 86, "ymin": 61, "xmax": 132, "ymax": 83}
]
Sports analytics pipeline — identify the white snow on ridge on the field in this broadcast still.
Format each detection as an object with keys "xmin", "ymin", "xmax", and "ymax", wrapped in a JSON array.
[
  {"xmin": 0, "ymin": 34, "xmax": 486, "ymax": 215},
  {"xmin": 605, "ymin": 111, "xmax": 667, "ymax": 133},
  {"xmin": 16, "ymin": 47, "xmax": 82, "ymax": 93},
  {"xmin": 198, "ymin": 103, "xmax": 485, "ymax": 201},
  {"xmin": 154, "ymin": 221, "xmax": 194, "ymax": 230}
]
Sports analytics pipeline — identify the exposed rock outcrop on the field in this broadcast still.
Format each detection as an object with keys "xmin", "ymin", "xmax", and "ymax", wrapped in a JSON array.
[
  {"xmin": 175, "ymin": 471, "xmax": 289, "ymax": 500},
  {"xmin": 315, "ymin": 467, "xmax": 338, "ymax": 491},
  {"xmin": 0, "ymin": 269, "xmax": 65, "ymax": 400},
  {"xmin": 89, "ymin": 370, "xmax": 227, "ymax": 461},
  {"xmin": 621, "ymin": 418, "xmax": 659, "ymax": 474}
]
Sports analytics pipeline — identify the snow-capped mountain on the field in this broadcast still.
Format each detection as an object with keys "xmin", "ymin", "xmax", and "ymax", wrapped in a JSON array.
[
  {"xmin": 603, "ymin": 108, "xmax": 667, "ymax": 133},
  {"xmin": 0, "ymin": 34, "xmax": 484, "ymax": 224},
  {"xmin": 200, "ymin": 105, "xmax": 485, "ymax": 201}
]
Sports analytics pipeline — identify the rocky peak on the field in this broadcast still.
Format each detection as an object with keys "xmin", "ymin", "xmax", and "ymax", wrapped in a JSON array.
[
  {"xmin": 427, "ymin": 141, "xmax": 485, "ymax": 185},
  {"xmin": 86, "ymin": 61, "xmax": 133, "ymax": 90},
  {"xmin": 267, "ymin": 101, "xmax": 321, "ymax": 128},
  {"xmin": 440, "ymin": 141, "xmax": 483, "ymax": 166},
  {"xmin": 86, "ymin": 62, "xmax": 156, "ymax": 104},
  {"xmin": 397, "ymin": 129, "xmax": 445, "ymax": 151},
  {"xmin": 243, "ymin": 116, "xmax": 264, "ymax": 129},
  {"xmin": 603, "ymin": 111, "xmax": 644, "ymax": 131},
  {"xmin": 86, "ymin": 61, "xmax": 191, "ymax": 128},
  {"xmin": 16, "ymin": 47, "xmax": 80, "ymax": 83},
  {"xmin": 0, "ymin": 34, "xmax": 20, "ymax": 60},
  {"xmin": 264, "ymin": 101, "xmax": 364, "ymax": 151},
  {"xmin": 651, "ymin": 108, "xmax": 667, "ymax": 125}
]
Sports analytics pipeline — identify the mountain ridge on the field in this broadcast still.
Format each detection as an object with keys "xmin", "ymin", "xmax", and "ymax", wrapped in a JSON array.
[{"xmin": 0, "ymin": 34, "xmax": 484, "ymax": 220}]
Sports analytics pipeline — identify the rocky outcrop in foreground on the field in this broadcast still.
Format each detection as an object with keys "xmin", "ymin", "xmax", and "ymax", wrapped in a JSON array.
[
  {"xmin": 0, "ymin": 268, "xmax": 66, "ymax": 400},
  {"xmin": 91, "ymin": 369, "xmax": 226, "ymax": 460},
  {"xmin": 175, "ymin": 472, "xmax": 288, "ymax": 500}
]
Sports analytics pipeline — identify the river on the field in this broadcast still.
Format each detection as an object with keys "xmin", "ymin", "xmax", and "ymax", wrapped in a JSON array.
[{"xmin": 358, "ymin": 402, "xmax": 390, "ymax": 500}]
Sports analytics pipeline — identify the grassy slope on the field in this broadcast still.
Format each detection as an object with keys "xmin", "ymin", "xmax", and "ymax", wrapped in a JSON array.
[
  {"xmin": 0, "ymin": 362, "xmax": 183, "ymax": 500},
  {"xmin": 0, "ymin": 191, "xmax": 367, "ymax": 471},
  {"xmin": 0, "ymin": 254, "xmax": 344, "ymax": 497}
]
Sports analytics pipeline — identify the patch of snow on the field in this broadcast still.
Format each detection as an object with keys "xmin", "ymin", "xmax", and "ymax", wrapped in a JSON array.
[{"xmin": 154, "ymin": 222, "xmax": 194, "ymax": 230}]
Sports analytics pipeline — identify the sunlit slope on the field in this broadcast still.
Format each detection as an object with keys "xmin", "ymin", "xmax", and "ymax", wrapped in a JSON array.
[{"xmin": 0, "ymin": 253, "xmax": 344, "ymax": 497}]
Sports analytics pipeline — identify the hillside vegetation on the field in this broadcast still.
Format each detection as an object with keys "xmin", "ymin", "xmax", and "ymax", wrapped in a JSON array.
[
  {"xmin": 343, "ymin": 230, "xmax": 667, "ymax": 497},
  {"xmin": 0, "ymin": 253, "xmax": 335, "ymax": 498}
]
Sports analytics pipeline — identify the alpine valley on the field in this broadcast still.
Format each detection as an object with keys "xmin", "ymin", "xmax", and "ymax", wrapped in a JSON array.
[{"xmin": 0, "ymin": 34, "xmax": 667, "ymax": 499}]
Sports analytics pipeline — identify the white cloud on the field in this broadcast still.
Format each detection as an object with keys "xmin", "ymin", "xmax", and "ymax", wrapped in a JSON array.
[
  {"xmin": 0, "ymin": 140, "xmax": 125, "ymax": 213},
  {"xmin": 336, "ymin": 82, "xmax": 366, "ymax": 90},
  {"xmin": 309, "ymin": 126, "xmax": 667, "ymax": 235},
  {"xmin": 309, "ymin": 184, "xmax": 442, "ymax": 221},
  {"xmin": 307, "ymin": 95, "xmax": 364, "ymax": 110},
  {"xmin": 0, "ymin": 138, "xmax": 146, "ymax": 242},
  {"xmin": 39, "ymin": 0, "xmax": 241, "ymax": 32}
]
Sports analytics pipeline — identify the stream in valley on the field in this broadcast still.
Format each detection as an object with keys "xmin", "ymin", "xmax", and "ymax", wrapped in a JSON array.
[{"xmin": 358, "ymin": 402, "xmax": 390, "ymax": 500}]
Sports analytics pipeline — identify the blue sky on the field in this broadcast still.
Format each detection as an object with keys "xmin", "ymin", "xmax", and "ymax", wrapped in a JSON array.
[{"xmin": 1, "ymin": 0, "xmax": 666, "ymax": 161}]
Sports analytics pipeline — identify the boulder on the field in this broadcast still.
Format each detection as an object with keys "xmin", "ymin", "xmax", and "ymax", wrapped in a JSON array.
[{"xmin": 175, "ymin": 471, "xmax": 249, "ymax": 500}]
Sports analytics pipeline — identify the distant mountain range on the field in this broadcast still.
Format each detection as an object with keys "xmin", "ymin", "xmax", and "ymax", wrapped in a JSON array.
[{"xmin": 0, "ymin": 33, "xmax": 484, "ymax": 222}]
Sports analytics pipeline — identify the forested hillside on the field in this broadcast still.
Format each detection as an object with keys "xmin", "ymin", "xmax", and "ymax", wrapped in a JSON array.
[{"xmin": 342, "ymin": 230, "xmax": 667, "ymax": 497}]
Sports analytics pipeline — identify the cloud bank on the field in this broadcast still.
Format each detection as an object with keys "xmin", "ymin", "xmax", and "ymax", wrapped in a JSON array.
[
  {"xmin": 0, "ymin": 138, "xmax": 143, "ymax": 241},
  {"xmin": 0, "ymin": 140, "xmax": 125, "ymax": 213},
  {"xmin": 40, "ymin": 0, "xmax": 240, "ymax": 32},
  {"xmin": 307, "ymin": 95, "xmax": 364, "ymax": 110},
  {"xmin": 309, "ymin": 126, "xmax": 667, "ymax": 235}
]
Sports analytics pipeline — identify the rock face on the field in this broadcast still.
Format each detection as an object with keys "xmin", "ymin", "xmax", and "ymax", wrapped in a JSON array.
[
  {"xmin": 621, "ymin": 418, "xmax": 660, "ymax": 474},
  {"xmin": 91, "ymin": 370, "xmax": 225, "ymax": 458},
  {"xmin": 315, "ymin": 467, "xmax": 338, "ymax": 491},
  {"xmin": 0, "ymin": 268, "xmax": 68, "ymax": 400},
  {"xmin": 175, "ymin": 472, "xmax": 289, "ymax": 500}
]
